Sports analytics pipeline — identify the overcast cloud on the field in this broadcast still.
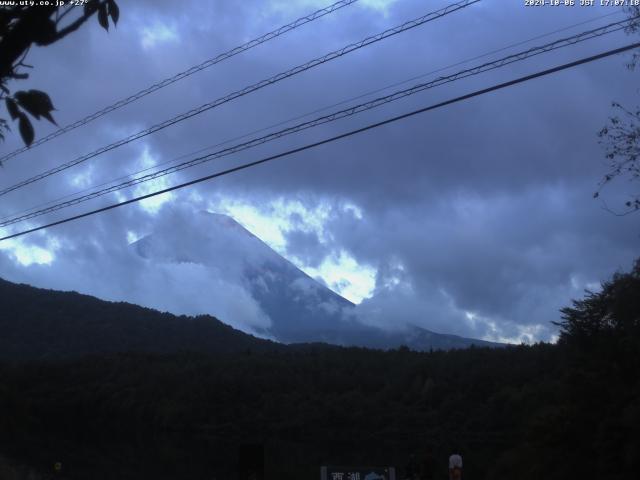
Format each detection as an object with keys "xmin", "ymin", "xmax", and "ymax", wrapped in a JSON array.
[{"xmin": 0, "ymin": 0, "xmax": 638, "ymax": 343}]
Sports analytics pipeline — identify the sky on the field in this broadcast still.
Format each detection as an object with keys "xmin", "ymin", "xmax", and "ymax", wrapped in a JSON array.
[{"xmin": 0, "ymin": 0, "xmax": 639, "ymax": 344}]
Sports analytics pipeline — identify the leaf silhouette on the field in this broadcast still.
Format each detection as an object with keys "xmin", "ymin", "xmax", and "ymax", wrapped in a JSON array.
[
  {"xmin": 5, "ymin": 98, "xmax": 20, "ymax": 120},
  {"xmin": 98, "ymin": 3, "xmax": 109, "ymax": 31},
  {"xmin": 18, "ymin": 113, "xmax": 34, "ymax": 146},
  {"xmin": 14, "ymin": 90, "xmax": 57, "ymax": 125},
  {"xmin": 108, "ymin": 0, "xmax": 120, "ymax": 25}
]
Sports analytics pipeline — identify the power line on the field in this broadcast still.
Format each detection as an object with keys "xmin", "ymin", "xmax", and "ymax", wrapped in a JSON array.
[
  {"xmin": 0, "ymin": 18, "xmax": 631, "ymax": 226},
  {"xmin": 0, "ymin": 0, "xmax": 480, "ymax": 198},
  {"xmin": 0, "ymin": 17, "xmax": 632, "ymax": 229},
  {"xmin": 2, "ymin": 41, "xmax": 638, "ymax": 243},
  {"xmin": 0, "ymin": 0, "xmax": 360, "ymax": 165},
  {"xmin": 320, "ymin": 9, "xmax": 626, "ymax": 112},
  {"xmin": 1, "ymin": 10, "xmax": 623, "ymax": 225}
]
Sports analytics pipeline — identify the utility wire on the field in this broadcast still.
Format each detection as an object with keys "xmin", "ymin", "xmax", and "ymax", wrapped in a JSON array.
[
  {"xmin": 1, "ymin": 10, "xmax": 623, "ymax": 225},
  {"xmin": 0, "ymin": 0, "xmax": 480, "ymax": 198},
  {"xmin": 2, "ymin": 41, "xmax": 638, "ymax": 243},
  {"xmin": 0, "ymin": 0, "xmax": 360, "ymax": 164},
  {"xmin": 0, "ymin": 17, "xmax": 633, "ymax": 228},
  {"xmin": 2, "ymin": 8, "xmax": 622, "ymax": 224}
]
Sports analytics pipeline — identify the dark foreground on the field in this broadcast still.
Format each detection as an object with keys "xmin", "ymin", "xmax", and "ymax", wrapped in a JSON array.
[
  {"xmin": 0, "ymin": 262, "xmax": 638, "ymax": 479},
  {"xmin": 0, "ymin": 337, "xmax": 638, "ymax": 480}
]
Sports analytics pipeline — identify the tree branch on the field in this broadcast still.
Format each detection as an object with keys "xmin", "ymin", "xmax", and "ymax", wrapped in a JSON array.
[{"xmin": 48, "ymin": 2, "xmax": 106, "ymax": 45}]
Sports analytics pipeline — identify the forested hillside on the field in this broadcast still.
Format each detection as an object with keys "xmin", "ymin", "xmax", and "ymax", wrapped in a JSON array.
[
  {"xmin": 0, "ymin": 278, "xmax": 278, "ymax": 360},
  {"xmin": 0, "ymin": 274, "xmax": 498, "ymax": 360},
  {"xmin": 0, "ymin": 261, "xmax": 638, "ymax": 479}
]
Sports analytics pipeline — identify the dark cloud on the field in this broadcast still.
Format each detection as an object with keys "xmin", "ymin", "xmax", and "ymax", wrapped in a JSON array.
[
  {"xmin": 1, "ymin": 0, "xmax": 639, "ymax": 343},
  {"xmin": 285, "ymin": 229, "xmax": 328, "ymax": 267}
]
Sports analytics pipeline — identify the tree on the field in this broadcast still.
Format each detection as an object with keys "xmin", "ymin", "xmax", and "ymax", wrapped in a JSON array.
[
  {"xmin": 554, "ymin": 258, "xmax": 640, "ymax": 343},
  {"xmin": 0, "ymin": 0, "xmax": 119, "ymax": 147},
  {"xmin": 596, "ymin": 7, "xmax": 640, "ymax": 214},
  {"xmin": 597, "ymin": 102, "xmax": 640, "ymax": 214}
]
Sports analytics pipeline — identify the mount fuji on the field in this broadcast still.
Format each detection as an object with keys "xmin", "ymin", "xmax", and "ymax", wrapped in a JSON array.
[{"xmin": 133, "ymin": 212, "xmax": 502, "ymax": 350}]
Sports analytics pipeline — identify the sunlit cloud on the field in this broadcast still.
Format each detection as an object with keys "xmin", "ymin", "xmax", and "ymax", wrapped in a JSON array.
[
  {"xmin": 482, "ymin": 321, "xmax": 550, "ymax": 345},
  {"xmin": 140, "ymin": 21, "xmax": 179, "ymax": 50},
  {"xmin": 0, "ymin": 236, "xmax": 59, "ymax": 267},
  {"xmin": 303, "ymin": 250, "xmax": 376, "ymax": 303},
  {"xmin": 69, "ymin": 165, "xmax": 95, "ymax": 189},
  {"xmin": 211, "ymin": 196, "xmax": 375, "ymax": 303},
  {"xmin": 133, "ymin": 146, "xmax": 175, "ymax": 214}
]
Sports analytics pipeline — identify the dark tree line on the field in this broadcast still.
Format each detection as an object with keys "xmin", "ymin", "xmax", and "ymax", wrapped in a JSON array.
[{"xmin": 0, "ymin": 259, "xmax": 638, "ymax": 479}]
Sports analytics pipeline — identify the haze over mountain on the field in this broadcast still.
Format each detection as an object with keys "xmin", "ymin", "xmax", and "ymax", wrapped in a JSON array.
[
  {"xmin": 133, "ymin": 212, "xmax": 502, "ymax": 350},
  {"xmin": 0, "ymin": 212, "xmax": 500, "ymax": 359}
]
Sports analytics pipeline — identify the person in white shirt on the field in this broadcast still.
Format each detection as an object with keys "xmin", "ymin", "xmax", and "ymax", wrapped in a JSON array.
[{"xmin": 448, "ymin": 453, "xmax": 462, "ymax": 480}]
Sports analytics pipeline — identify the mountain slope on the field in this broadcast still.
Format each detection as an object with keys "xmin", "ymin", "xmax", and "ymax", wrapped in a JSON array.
[
  {"xmin": 0, "ymin": 277, "xmax": 278, "ymax": 361},
  {"xmin": 0, "ymin": 212, "xmax": 502, "ymax": 358},
  {"xmin": 134, "ymin": 212, "xmax": 502, "ymax": 350}
]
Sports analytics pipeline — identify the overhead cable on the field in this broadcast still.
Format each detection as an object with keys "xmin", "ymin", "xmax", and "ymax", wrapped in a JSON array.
[
  {"xmin": 3, "ymin": 9, "xmax": 624, "ymax": 225},
  {"xmin": 0, "ymin": 0, "xmax": 361, "ymax": 164},
  {"xmin": 0, "ymin": 17, "xmax": 632, "ymax": 228},
  {"xmin": 2, "ymin": 41, "xmax": 638, "ymax": 242},
  {"xmin": 0, "ymin": 0, "xmax": 480, "ymax": 197}
]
